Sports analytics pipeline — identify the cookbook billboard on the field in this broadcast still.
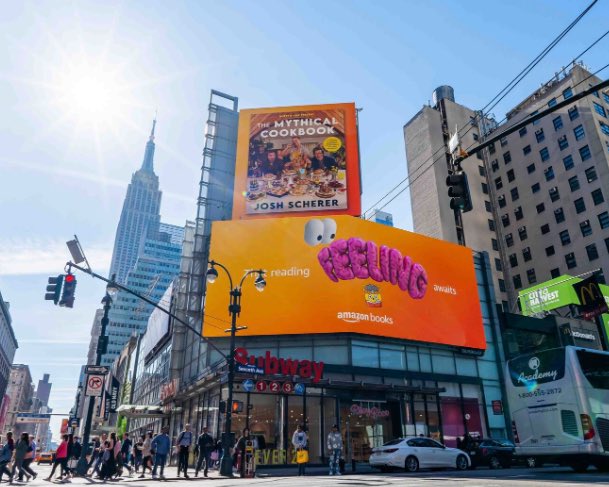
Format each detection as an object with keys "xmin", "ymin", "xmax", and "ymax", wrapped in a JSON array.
[
  {"xmin": 204, "ymin": 216, "xmax": 486, "ymax": 350},
  {"xmin": 232, "ymin": 103, "xmax": 361, "ymax": 220}
]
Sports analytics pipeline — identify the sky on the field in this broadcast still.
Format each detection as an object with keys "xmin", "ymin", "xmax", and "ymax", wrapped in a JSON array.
[{"xmin": 0, "ymin": 0, "xmax": 607, "ymax": 439}]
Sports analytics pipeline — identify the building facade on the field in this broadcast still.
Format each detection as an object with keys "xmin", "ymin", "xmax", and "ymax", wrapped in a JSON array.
[
  {"xmin": 3, "ymin": 365, "xmax": 34, "ymax": 437},
  {"xmin": 0, "ymin": 292, "xmax": 18, "ymax": 421}
]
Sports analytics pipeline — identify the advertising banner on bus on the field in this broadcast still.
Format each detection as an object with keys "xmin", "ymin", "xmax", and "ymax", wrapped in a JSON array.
[
  {"xmin": 232, "ymin": 103, "xmax": 361, "ymax": 220},
  {"xmin": 204, "ymin": 216, "xmax": 485, "ymax": 350}
]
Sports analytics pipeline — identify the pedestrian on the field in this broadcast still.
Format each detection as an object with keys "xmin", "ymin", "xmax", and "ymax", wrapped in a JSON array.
[
  {"xmin": 292, "ymin": 425, "xmax": 308, "ymax": 477},
  {"xmin": 133, "ymin": 435, "xmax": 143, "ymax": 472},
  {"xmin": 176, "ymin": 424, "xmax": 193, "ymax": 478},
  {"xmin": 139, "ymin": 432, "xmax": 153, "ymax": 478},
  {"xmin": 327, "ymin": 424, "xmax": 343, "ymax": 476},
  {"xmin": 194, "ymin": 426, "xmax": 214, "ymax": 478},
  {"xmin": 90, "ymin": 434, "xmax": 107, "ymax": 477},
  {"xmin": 69, "ymin": 436, "xmax": 82, "ymax": 477},
  {"xmin": 0, "ymin": 433, "xmax": 14, "ymax": 483},
  {"xmin": 233, "ymin": 428, "xmax": 251, "ymax": 477},
  {"xmin": 46, "ymin": 434, "xmax": 69, "ymax": 481},
  {"xmin": 62, "ymin": 434, "xmax": 75, "ymax": 481},
  {"xmin": 99, "ymin": 441, "xmax": 114, "ymax": 480},
  {"xmin": 120, "ymin": 433, "xmax": 133, "ymax": 477},
  {"xmin": 19, "ymin": 435, "xmax": 37, "ymax": 481},
  {"xmin": 12, "ymin": 432, "xmax": 32, "ymax": 482},
  {"xmin": 151, "ymin": 426, "xmax": 171, "ymax": 480}
]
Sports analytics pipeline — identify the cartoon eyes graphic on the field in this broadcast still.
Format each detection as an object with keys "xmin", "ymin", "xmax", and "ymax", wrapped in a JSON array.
[{"xmin": 304, "ymin": 218, "xmax": 337, "ymax": 246}]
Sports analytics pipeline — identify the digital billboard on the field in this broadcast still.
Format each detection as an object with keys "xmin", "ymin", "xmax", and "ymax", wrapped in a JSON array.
[
  {"xmin": 204, "ymin": 216, "xmax": 486, "ymax": 350},
  {"xmin": 232, "ymin": 103, "xmax": 361, "ymax": 220}
]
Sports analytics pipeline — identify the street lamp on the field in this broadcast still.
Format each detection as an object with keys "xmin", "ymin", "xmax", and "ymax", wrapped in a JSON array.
[
  {"xmin": 206, "ymin": 260, "xmax": 265, "ymax": 477},
  {"xmin": 75, "ymin": 276, "xmax": 115, "ymax": 475}
]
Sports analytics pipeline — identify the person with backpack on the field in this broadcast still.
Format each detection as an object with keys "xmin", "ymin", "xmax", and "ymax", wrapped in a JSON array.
[
  {"xmin": 0, "ymin": 433, "xmax": 14, "ymax": 483},
  {"xmin": 175, "ymin": 424, "xmax": 193, "ymax": 478}
]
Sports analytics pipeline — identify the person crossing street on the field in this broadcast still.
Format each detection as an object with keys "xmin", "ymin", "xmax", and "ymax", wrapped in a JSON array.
[
  {"xmin": 176, "ymin": 424, "xmax": 193, "ymax": 478},
  {"xmin": 194, "ymin": 426, "xmax": 214, "ymax": 478}
]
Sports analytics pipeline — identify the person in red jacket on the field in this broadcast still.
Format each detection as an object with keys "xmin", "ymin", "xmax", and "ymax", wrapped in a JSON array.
[{"xmin": 46, "ymin": 435, "xmax": 69, "ymax": 481}]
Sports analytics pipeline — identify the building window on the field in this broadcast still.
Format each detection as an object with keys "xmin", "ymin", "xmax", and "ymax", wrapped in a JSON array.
[
  {"xmin": 559, "ymin": 229, "xmax": 570, "ymax": 245},
  {"xmin": 535, "ymin": 128, "xmax": 545, "ymax": 142},
  {"xmin": 527, "ymin": 268, "xmax": 537, "ymax": 284},
  {"xmin": 580, "ymin": 220, "xmax": 593, "ymax": 237},
  {"xmin": 498, "ymin": 279, "xmax": 506, "ymax": 292},
  {"xmin": 585, "ymin": 166, "xmax": 598, "ymax": 183},
  {"xmin": 549, "ymin": 186, "xmax": 560, "ymax": 202},
  {"xmin": 573, "ymin": 124, "xmax": 585, "ymax": 141},
  {"xmin": 495, "ymin": 258, "xmax": 503, "ymax": 271},
  {"xmin": 523, "ymin": 247, "xmax": 532, "ymax": 261},
  {"xmin": 488, "ymin": 142, "xmax": 496, "ymax": 154},
  {"xmin": 492, "ymin": 238, "xmax": 499, "ymax": 251},
  {"xmin": 592, "ymin": 188, "xmax": 604, "ymax": 205},
  {"xmin": 604, "ymin": 92, "xmax": 609, "ymax": 104},
  {"xmin": 541, "ymin": 224, "xmax": 550, "ymax": 235},
  {"xmin": 513, "ymin": 274, "xmax": 522, "ymax": 290},
  {"xmin": 500, "ymin": 136, "xmax": 508, "ymax": 147},
  {"xmin": 518, "ymin": 226, "xmax": 528, "ymax": 241},
  {"xmin": 491, "ymin": 159, "xmax": 499, "ymax": 172},
  {"xmin": 579, "ymin": 145, "xmax": 591, "ymax": 161},
  {"xmin": 536, "ymin": 202, "xmax": 546, "ymax": 213},
  {"xmin": 565, "ymin": 252, "xmax": 577, "ymax": 269},
  {"xmin": 511, "ymin": 187, "xmax": 520, "ymax": 201},
  {"xmin": 574, "ymin": 197, "xmax": 586, "ymax": 214},
  {"xmin": 593, "ymin": 101, "xmax": 607, "ymax": 118},
  {"xmin": 505, "ymin": 233, "xmax": 514, "ymax": 247},
  {"xmin": 473, "ymin": 133, "xmax": 479, "ymax": 141},
  {"xmin": 532, "ymin": 110, "xmax": 540, "ymax": 124},
  {"xmin": 485, "ymin": 200, "xmax": 492, "ymax": 212},
  {"xmin": 495, "ymin": 177, "xmax": 503, "ymax": 190},
  {"xmin": 599, "ymin": 211, "xmax": 609, "ymax": 229},
  {"xmin": 606, "ymin": 237, "xmax": 609, "ymax": 254},
  {"xmin": 488, "ymin": 219, "xmax": 496, "ymax": 231},
  {"xmin": 600, "ymin": 121, "xmax": 609, "ymax": 135},
  {"xmin": 502, "ymin": 214, "xmax": 510, "ymax": 227},
  {"xmin": 531, "ymin": 182, "xmax": 541, "ymax": 193},
  {"xmin": 551, "ymin": 268, "xmax": 561, "ymax": 279},
  {"xmin": 527, "ymin": 163, "xmax": 536, "ymax": 173},
  {"xmin": 503, "ymin": 151, "xmax": 512, "ymax": 164},
  {"xmin": 568, "ymin": 106, "xmax": 579, "ymax": 121},
  {"xmin": 515, "ymin": 206, "xmax": 524, "ymax": 220},
  {"xmin": 498, "ymin": 195, "xmax": 506, "ymax": 208},
  {"xmin": 507, "ymin": 169, "xmax": 515, "ymax": 182},
  {"xmin": 519, "ymin": 126, "xmax": 527, "ymax": 137},
  {"xmin": 558, "ymin": 135, "xmax": 569, "ymax": 150},
  {"xmin": 545, "ymin": 245, "xmax": 555, "ymax": 256},
  {"xmin": 586, "ymin": 244, "xmax": 599, "ymax": 261},
  {"xmin": 563, "ymin": 154, "xmax": 574, "ymax": 170},
  {"xmin": 544, "ymin": 166, "xmax": 555, "ymax": 181},
  {"xmin": 478, "ymin": 165, "xmax": 485, "ymax": 176},
  {"xmin": 563, "ymin": 87, "xmax": 573, "ymax": 100},
  {"xmin": 481, "ymin": 182, "xmax": 489, "ymax": 194},
  {"xmin": 553, "ymin": 116, "xmax": 563, "ymax": 131},
  {"xmin": 554, "ymin": 207, "xmax": 565, "ymax": 223},
  {"xmin": 509, "ymin": 253, "xmax": 518, "ymax": 268},
  {"xmin": 540, "ymin": 147, "xmax": 550, "ymax": 161},
  {"xmin": 548, "ymin": 97, "xmax": 557, "ymax": 108}
]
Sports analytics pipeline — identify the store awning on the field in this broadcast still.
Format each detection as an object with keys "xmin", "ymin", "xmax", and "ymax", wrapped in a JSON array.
[{"xmin": 116, "ymin": 405, "xmax": 167, "ymax": 418}]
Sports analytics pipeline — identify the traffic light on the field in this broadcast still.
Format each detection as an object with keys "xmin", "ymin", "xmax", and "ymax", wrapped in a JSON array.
[
  {"xmin": 231, "ymin": 400, "xmax": 244, "ymax": 413},
  {"xmin": 45, "ymin": 275, "xmax": 64, "ymax": 305},
  {"xmin": 446, "ymin": 171, "xmax": 473, "ymax": 213},
  {"xmin": 60, "ymin": 273, "xmax": 77, "ymax": 308}
]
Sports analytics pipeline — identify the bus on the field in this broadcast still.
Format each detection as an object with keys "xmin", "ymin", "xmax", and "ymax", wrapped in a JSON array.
[{"xmin": 506, "ymin": 346, "xmax": 609, "ymax": 472}]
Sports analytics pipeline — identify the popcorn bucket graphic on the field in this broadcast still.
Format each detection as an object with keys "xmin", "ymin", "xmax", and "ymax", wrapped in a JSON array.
[{"xmin": 363, "ymin": 284, "xmax": 382, "ymax": 308}]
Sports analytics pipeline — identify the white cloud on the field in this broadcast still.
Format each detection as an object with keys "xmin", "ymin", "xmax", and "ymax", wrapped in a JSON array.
[{"xmin": 0, "ymin": 237, "xmax": 111, "ymax": 276}]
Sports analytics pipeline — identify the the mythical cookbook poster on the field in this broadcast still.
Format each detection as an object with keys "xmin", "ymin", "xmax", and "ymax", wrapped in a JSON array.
[{"xmin": 232, "ymin": 103, "xmax": 361, "ymax": 220}]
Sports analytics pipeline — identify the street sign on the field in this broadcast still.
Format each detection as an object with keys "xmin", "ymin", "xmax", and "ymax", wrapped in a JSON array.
[
  {"xmin": 269, "ymin": 381, "xmax": 281, "ymax": 393},
  {"xmin": 282, "ymin": 382, "xmax": 294, "ymax": 393},
  {"xmin": 255, "ymin": 381, "xmax": 267, "ymax": 392},
  {"xmin": 242, "ymin": 379, "xmax": 254, "ymax": 392},
  {"xmin": 85, "ymin": 373, "xmax": 105, "ymax": 397},
  {"xmin": 294, "ymin": 383, "xmax": 305, "ymax": 395},
  {"xmin": 15, "ymin": 413, "xmax": 51, "ymax": 424},
  {"xmin": 86, "ymin": 365, "xmax": 109, "ymax": 375}
]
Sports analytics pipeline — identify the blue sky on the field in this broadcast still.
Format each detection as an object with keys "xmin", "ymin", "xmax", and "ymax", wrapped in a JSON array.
[{"xmin": 0, "ymin": 0, "xmax": 607, "ymax": 438}]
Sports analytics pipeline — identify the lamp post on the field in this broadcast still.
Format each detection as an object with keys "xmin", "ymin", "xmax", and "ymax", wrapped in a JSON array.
[
  {"xmin": 75, "ymin": 277, "xmax": 117, "ymax": 475},
  {"xmin": 206, "ymin": 260, "xmax": 265, "ymax": 478}
]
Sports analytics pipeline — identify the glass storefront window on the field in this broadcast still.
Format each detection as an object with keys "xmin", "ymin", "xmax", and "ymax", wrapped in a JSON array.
[
  {"xmin": 413, "ymin": 394, "xmax": 427, "ymax": 436},
  {"xmin": 352, "ymin": 341, "xmax": 379, "ymax": 368},
  {"xmin": 305, "ymin": 396, "xmax": 322, "ymax": 463},
  {"xmin": 341, "ymin": 400, "xmax": 393, "ymax": 463},
  {"xmin": 314, "ymin": 345, "xmax": 348, "ymax": 365},
  {"xmin": 380, "ymin": 344, "xmax": 405, "ymax": 370},
  {"xmin": 426, "ymin": 395, "xmax": 440, "ymax": 441}
]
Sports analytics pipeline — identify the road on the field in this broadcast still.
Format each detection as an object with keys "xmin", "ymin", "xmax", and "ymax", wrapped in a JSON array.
[{"xmin": 23, "ymin": 463, "xmax": 609, "ymax": 486}]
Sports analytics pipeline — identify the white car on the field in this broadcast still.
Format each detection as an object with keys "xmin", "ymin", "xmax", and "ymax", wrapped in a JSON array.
[{"xmin": 369, "ymin": 437, "xmax": 470, "ymax": 472}]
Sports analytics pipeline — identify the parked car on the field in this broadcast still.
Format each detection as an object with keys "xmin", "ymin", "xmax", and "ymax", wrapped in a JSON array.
[
  {"xmin": 369, "ymin": 437, "xmax": 470, "ymax": 472},
  {"xmin": 465, "ymin": 439, "xmax": 515, "ymax": 469},
  {"xmin": 36, "ymin": 451, "xmax": 54, "ymax": 465}
]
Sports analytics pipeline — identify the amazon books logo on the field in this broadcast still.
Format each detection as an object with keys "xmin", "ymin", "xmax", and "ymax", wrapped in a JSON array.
[{"xmin": 337, "ymin": 311, "xmax": 394, "ymax": 324}]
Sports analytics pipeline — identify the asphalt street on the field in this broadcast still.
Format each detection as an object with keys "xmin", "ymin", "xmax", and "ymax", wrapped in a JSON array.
[{"xmin": 16, "ymin": 463, "xmax": 609, "ymax": 486}]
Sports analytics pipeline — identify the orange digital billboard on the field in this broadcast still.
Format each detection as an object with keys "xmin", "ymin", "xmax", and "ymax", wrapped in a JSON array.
[
  {"xmin": 204, "ymin": 216, "xmax": 486, "ymax": 350},
  {"xmin": 232, "ymin": 103, "xmax": 361, "ymax": 220}
]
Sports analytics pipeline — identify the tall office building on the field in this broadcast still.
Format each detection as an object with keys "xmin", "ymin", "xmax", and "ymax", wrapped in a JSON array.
[
  {"xmin": 109, "ymin": 120, "xmax": 162, "ymax": 284},
  {"xmin": 2, "ymin": 365, "xmax": 33, "ymax": 437},
  {"xmin": 35, "ymin": 373, "xmax": 52, "ymax": 405},
  {"xmin": 404, "ymin": 86, "xmax": 507, "ymax": 303},
  {"xmin": 0, "ymin": 292, "xmax": 18, "ymax": 403},
  {"xmin": 404, "ymin": 64, "xmax": 609, "ymax": 309}
]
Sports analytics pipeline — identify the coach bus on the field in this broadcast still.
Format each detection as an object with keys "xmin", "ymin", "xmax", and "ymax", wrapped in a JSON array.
[{"xmin": 506, "ymin": 346, "xmax": 609, "ymax": 472}]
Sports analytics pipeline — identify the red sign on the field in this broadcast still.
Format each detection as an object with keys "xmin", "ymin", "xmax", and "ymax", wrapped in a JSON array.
[
  {"xmin": 282, "ymin": 382, "xmax": 294, "ymax": 393},
  {"xmin": 255, "ymin": 381, "xmax": 267, "ymax": 392},
  {"xmin": 234, "ymin": 347, "xmax": 325, "ymax": 383},
  {"xmin": 160, "ymin": 378, "xmax": 179, "ymax": 401},
  {"xmin": 269, "ymin": 381, "xmax": 281, "ymax": 393},
  {"xmin": 491, "ymin": 400, "xmax": 503, "ymax": 415}
]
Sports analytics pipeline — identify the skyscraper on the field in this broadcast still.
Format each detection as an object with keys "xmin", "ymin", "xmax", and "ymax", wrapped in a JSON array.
[{"xmin": 109, "ymin": 120, "xmax": 162, "ymax": 284}]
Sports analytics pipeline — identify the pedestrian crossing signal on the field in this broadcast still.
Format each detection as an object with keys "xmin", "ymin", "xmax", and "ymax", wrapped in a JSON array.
[
  {"xmin": 60, "ymin": 273, "xmax": 77, "ymax": 308},
  {"xmin": 231, "ymin": 400, "xmax": 244, "ymax": 413},
  {"xmin": 45, "ymin": 275, "xmax": 64, "ymax": 305}
]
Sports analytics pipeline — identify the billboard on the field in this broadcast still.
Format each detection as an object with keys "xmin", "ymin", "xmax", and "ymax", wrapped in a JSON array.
[
  {"xmin": 204, "ymin": 216, "xmax": 486, "ymax": 350},
  {"xmin": 232, "ymin": 103, "xmax": 361, "ymax": 220}
]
